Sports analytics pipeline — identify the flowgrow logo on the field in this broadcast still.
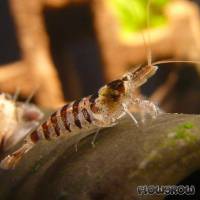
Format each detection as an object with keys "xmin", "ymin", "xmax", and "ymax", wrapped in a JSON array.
[{"xmin": 137, "ymin": 185, "xmax": 195, "ymax": 196}]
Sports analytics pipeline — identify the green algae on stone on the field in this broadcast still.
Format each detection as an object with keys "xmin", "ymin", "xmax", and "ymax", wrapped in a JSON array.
[
  {"xmin": 173, "ymin": 122, "xmax": 198, "ymax": 143},
  {"xmin": 162, "ymin": 122, "xmax": 198, "ymax": 148},
  {"xmin": 137, "ymin": 122, "xmax": 198, "ymax": 170}
]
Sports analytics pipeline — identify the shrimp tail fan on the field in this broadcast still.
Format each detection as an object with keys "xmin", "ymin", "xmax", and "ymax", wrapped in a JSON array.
[{"xmin": 0, "ymin": 142, "xmax": 34, "ymax": 170}]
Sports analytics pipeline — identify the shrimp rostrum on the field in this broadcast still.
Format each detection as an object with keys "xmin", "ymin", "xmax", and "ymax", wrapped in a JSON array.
[{"xmin": 0, "ymin": 64, "xmax": 159, "ymax": 169}]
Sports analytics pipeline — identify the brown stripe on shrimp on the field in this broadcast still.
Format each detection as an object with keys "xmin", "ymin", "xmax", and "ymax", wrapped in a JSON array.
[
  {"xmin": 60, "ymin": 104, "xmax": 71, "ymax": 132},
  {"xmin": 81, "ymin": 108, "xmax": 92, "ymax": 124},
  {"xmin": 30, "ymin": 130, "xmax": 40, "ymax": 143},
  {"xmin": 46, "ymin": 119, "xmax": 57, "ymax": 138},
  {"xmin": 50, "ymin": 111, "xmax": 61, "ymax": 136},
  {"xmin": 89, "ymin": 93, "xmax": 99, "ymax": 113},
  {"xmin": 42, "ymin": 121, "xmax": 51, "ymax": 140},
  {"xmin": 72, "ymin": 100, "xmax": 82, "ymax": 129}
]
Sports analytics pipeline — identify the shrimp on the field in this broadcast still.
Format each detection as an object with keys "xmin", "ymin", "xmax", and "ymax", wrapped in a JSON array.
[{"xmin": 0, "ymin": 62, "xmax": 160, "ymax": 169}]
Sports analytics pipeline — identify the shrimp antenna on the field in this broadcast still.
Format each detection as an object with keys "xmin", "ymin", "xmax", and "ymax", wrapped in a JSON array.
[
  {"xmin": 138, "ymin": 0, "xmax": 152, "ymax": 66},
  {"xmin": 130, "ymin": 0, "xmax": 151, "ymax": 67},
  {"xmin": 145, "ymin": 1, "xmax": 200, "ymax": 67},
  {"xmin": 152, "ymin": 60, "xmax": 200, "ymax": 66},
  {"xmin": 146, "ymin": 0, "xmax": 152, "ymax": 66},
  {"xmin": 141, "ymin": 32, "xmax": 149, "ymax": 64}
]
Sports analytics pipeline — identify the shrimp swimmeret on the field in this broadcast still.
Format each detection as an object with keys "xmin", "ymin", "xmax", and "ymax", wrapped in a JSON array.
[{"xmin": 0, "ymin": 63, "xmax": 160, "ymax": 170}]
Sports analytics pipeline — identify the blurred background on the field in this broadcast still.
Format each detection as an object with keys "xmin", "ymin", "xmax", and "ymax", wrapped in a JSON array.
[{"xmin": 0, "ymin": 0, "xmax": 200, "ymax": 113}]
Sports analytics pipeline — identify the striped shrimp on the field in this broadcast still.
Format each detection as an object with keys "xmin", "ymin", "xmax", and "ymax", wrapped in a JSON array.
[{"xmin": 0, "ymin": 62, "xmax": 160, "ymax": 169}]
